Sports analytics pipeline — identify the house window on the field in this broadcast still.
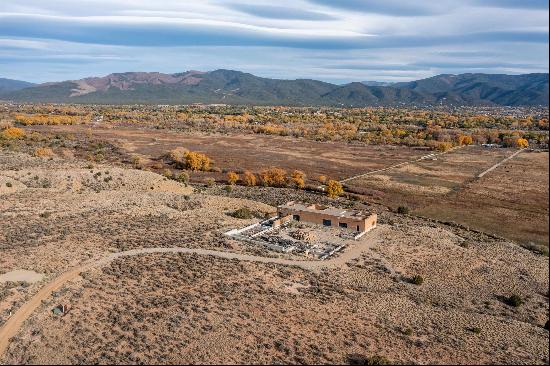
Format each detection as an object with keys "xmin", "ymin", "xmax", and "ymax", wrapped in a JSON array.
[
  {"xmin": 293, "ymin": 214, "xmax": 300, "ymax": 221},
  {"xmin": 323, "ymin": 219, "xmax": 332, "ymax": 226},
  {"xmin": 339, "ymin": 222, "xmax": 348, "ymax": 228}
]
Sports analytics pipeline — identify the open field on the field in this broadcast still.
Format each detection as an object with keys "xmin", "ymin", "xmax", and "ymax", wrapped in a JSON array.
[
  {"xmin": 0, "ymin": 150, "xmax": 548, "ymax": 364},
  {"xmin": 24, "ymin": 124, "xmax": 550, "ymax": 247},
  {"xmin": 346, "ymin": 147, "xmax": 549, "ymax": 248},
  {"xmin": 28, "ymin": 124, "xmax": 426, "ymax": 182},
  {"xmin": 416, "ymin": 151, "xmax": 549, "ymax": 247}
]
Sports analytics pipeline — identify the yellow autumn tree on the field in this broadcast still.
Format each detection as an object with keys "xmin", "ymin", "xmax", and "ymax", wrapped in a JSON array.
[
  {"xmin": 243, "ymin": 171, "xmax": 257, "ymax": 186},
  {"xmin": 260, "ymin": 167, "xmax": 287, "ymax": 187},
  {"xmin": 326, "ymin": 179, "xmax": 344, "ymax": 198},
  {"xmin": 516, "ymin": 138, "xmax": 529, "ymax": 148},
  {"xmin": 457, "ymin": 135, "xmax": 473, "ymax": 146},
  {"xmin": 185, "ymin": 151, "xmax": 211, "ymax": 171},
  {"xmin": 291, "ymin": 170, "xmax": 306, "ymax": 189},
  {"xmin": 227, "ymin": 171, "xmax": 239, "ymax": 185}
]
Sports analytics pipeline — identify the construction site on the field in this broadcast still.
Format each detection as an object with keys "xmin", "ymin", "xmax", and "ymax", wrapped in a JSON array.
[{"xmin": 225, "ymin": 202, "xmax": 377, "ymax": 259}]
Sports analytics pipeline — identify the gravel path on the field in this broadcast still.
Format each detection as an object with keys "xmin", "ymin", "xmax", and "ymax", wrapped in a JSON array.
[{"xmin": 0, "ymin": 235, "xmax": 379, "ymax": 359}]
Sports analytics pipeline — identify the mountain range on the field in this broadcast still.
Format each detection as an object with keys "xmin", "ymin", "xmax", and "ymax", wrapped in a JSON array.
[
  {"xmin": 1, "ymin": 70, "xmax": 548, "ymax": 106},
  {"xmin": 0, "ymin": 78, "xmax": 36, "ymax": 94}
]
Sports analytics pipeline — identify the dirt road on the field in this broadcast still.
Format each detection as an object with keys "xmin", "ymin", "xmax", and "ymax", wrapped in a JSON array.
[
  {"xmin": 477, "ymin": 148, "xmax": 525, "ymax": 178},
  {"xmin": 340, "ymin": 146, "xmax": 465, "ymax": 184},
  {"xmin": 0, "ymin": 233, "xmax": 381, "ymax": 359}
]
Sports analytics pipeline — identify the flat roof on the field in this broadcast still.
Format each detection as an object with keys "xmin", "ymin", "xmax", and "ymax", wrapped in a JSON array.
[{"xmin": 278, "ymin": 201, "xmax": 372, "ymax": 220}]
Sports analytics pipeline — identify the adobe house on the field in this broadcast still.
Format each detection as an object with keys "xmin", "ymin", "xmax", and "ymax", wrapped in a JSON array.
[{"xmin": 276, "ymin": 201, "xmax": 377, "ymax": 239}]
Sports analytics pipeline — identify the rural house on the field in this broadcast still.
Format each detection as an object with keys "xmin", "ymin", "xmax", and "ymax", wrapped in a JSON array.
[{"xmin": 276, "ymin": 201, "xmax": 377, "ymax": 238}]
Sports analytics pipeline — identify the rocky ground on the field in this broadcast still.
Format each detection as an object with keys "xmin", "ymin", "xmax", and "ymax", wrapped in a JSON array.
[{"xmin": 0, "ymin": 150, "xmax": 548, "ymax": 365}]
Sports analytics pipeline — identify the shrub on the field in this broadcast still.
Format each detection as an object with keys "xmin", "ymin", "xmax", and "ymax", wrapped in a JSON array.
[
  {"xmin": 318, "ymin": 175, "xmax": 327, "ymax": 184},
  {"xmin": 225, "ymin": 185, "xmax": 233, "ymax": 193},
  {"xmin": 468, "ymin": 327, "xmax": 482, "ymax": 334},
  {"xmin": 1, "ymin": 127, "xmax": 25, "ymax": 139},
  {"xmin": 506, "ymin": 294, "xmax": 523, "ymax": 307},
  {"xmin": 291, "ymin": 170, "xmax": 306, "ymax": 189},
  {"xmin": 205, "ymin": 178, "xmax": 215, "ymax": 187},
  {"xmin": 34, "ymin": 147, "xmax": 54, "ymax": 158},
  {"xmin": 521, "ymin": 242, "xmax": 548, "ymax": 256},
  {"xmin": 131, "ymin": 156, "xmax": 142, "ymax": 169},
  {"xmin": 162, "ymin": 168, "xmax": 173, "ymax": 178},
  {"xmin": 410, "ymin": 275, "xmax": 424, "ymax": 285},
  {"xmin": 151, "ymin": 161, "xmax": 163, "ymax": 169},
  {"xmin": 169, "ymin": 147, "xmax": 188, "ymax": 168},
  {"xmin": 176, "ymin": 172, "xmax": 189, "ymax": 185},
  {"xmin": 326, "ymin": 179, "xmax": 343, "ymax": 198},
  {"xmin": 397, "ymin": 206, "xmax": 409, "ymax": 214},
  {"xmin": 260, "ymin": 167, "xmax": 287, "ymax": 187},
  {"xmin": 347, "ymin": 354, "xmax": 390, "ymax": 365},
  {"xmin": 227, "ymin": 171, "xmax": 239, "ymax": 185},
  {"xmin": 243, "ymin": 171, "xmax": 257, "ymax": 186},
  {"xmin": 435, "ymin": 142, "xmax": 453, "ymax": 152},
  {"xmin": 230, "ymin": 207, "xmax": 254, "ymax": 219},
  {"xmin": 6, "ymin": 182, "xmax": 12, "ymax": 187}
]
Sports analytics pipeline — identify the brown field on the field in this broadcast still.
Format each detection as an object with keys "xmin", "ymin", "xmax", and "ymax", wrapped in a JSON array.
[
  {"xmin": 26, "ymin": 124, "xmax": 549, "ymax": 248},
  {"xmin": 416, "ymin": 151, "xmax": 549, "ymax": 247},
  {"xmin": 0, "ymin": 150, "xmax": 548, "ymax": 365},
  {"xmin": 28, "ymin": 125, "xmax": 425, "ymax": 181}
]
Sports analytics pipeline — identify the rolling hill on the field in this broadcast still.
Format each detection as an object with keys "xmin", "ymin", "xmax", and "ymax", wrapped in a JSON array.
[
  {"xmin": 0, "ymin": 78, "xmax": 35, "ymax": 94},
  {"xmin": 1, "ymin": 70, "xmax": 547, "ymax": 106}
]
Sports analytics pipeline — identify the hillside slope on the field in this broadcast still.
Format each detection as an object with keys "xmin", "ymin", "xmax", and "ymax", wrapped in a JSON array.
[
  {"xmin": 0, "ymin": 78, "xmax": 35, "ymax": 94},
  {"xmin": 3, "ymin": 70, "xmax": 548, "ymax": 106}
]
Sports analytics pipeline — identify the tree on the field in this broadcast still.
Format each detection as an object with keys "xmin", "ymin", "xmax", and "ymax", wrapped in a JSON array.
[
  {"xmin": 185, "ymin": 151, "xmax": 211, "ymax": 171},
  {"xmin": 227, "ymin": 171, "xmax": 239, "ymax": 185},
  {"xmin": 260, "ymin": 167, "xmax": 287, "ymax": 187},
  {"xmin": 243, "ymin": 171, "xmax": 257, "ymax": 186},
  {"xmin": 458, "ymin": 135, "xmax": 473, "ymax": 146},
  {"xmin": 503, "ymin": 137, "xmax": 529, "ymax": 148},
  {"xmin": 291, "ymin": 170, "xmax": 305, "ymax": 189},
  {"xmin": 318, "ymin": 175, "xmax": 327, "ymax": 184},
  {"xmin": 326, "ymin": 179, "xmax": 343, "ymax": 198},
  {"xmin": 516, "ymin": 138, "xmax": 529, "ymax": 148}
]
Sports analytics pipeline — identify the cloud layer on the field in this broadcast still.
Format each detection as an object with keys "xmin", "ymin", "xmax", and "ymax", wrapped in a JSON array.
[{"xmin": 0, "ymin": 0, "xmax": 548, "ymax": 83}]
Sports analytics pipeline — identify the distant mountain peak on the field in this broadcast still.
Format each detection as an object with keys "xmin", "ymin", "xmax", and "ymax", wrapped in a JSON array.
[{"xmin": 2, "ymin": 71, "xmax": 548, "ymax": 106}]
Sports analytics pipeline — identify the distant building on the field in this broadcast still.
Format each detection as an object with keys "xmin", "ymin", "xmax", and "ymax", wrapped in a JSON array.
[{"xmin": 276, "ymin": 201, "xmax": 377, "ymax": 238}]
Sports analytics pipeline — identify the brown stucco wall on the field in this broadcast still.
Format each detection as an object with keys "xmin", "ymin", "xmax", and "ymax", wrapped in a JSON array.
[{"xmin": 277, "ymin": 207, "xmax": 377, "ymax": 233}]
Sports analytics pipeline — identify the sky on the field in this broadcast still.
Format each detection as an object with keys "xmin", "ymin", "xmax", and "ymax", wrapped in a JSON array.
[{"xmin": 0, "ymin": 0, "xmax": 548, "ymax": 84}]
